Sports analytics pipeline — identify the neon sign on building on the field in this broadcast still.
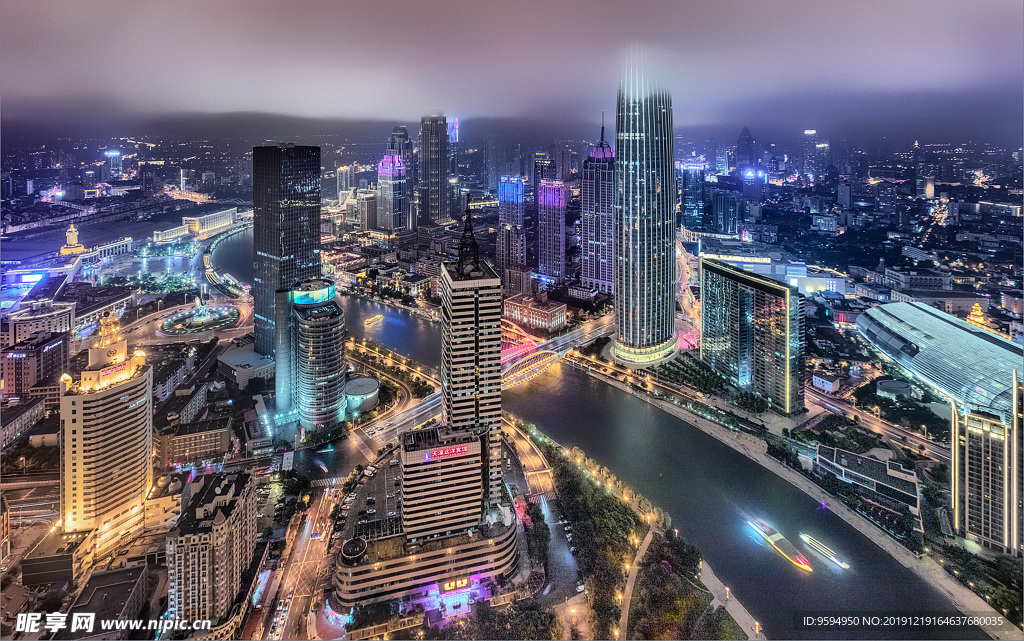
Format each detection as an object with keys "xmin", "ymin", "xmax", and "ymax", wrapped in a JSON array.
[{"xmin": 426, "ymin": 445, "xmax": 469, "ymax": 461}]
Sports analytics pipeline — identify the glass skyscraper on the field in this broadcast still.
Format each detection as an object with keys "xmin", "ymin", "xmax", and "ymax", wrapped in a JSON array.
[
  {"xmin": 386, "ymin": 125, "xmax": 417, "ymax": 230},
  {"xmin": 253, "ymin": 143, "xmax": 322, "ymax": 356},
  {"xmin": 377, "ymin": 152, "xmax": 407, "ymax": 233},
  {"xmin": 612, "ymin": 62, "xmax": 678, "ymax": 367},
  {"xmin": 700, "ymin": 258, "xmax": 805, "ymax": 416},
  {"xmin": 581, "ymin": 127, "xmax": 615, "ymax": 294},
  {"xmin": 418, "ymin": 112, "xmax": 450, "ymax": 225},
  {"xmin": 678, "ymin": 160, "xmax": 706, "ymax": 233}
]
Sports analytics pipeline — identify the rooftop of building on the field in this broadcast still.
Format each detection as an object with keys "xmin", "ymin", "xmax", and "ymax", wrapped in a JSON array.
[
  {"xmin": 892, "ymin": 289, "xmax": 985, "ymax": 299},
  {"xmin": 1, "ymin": 396, "xmax": 44, "ymax": 423},
  {"xmin": 171, "ymin": 472, "xmax": 251, "ymax": 537},
  {"xmin": 697, "ymin": 237, "xmax": 795, "ymax": 263},
  {"xmin": 24, "ymin": 274, "xmax": 68, "ymax": 301},
  {"xmin": 816, "ymin": 445, "xmax": 918, "ymax": 495},
  {"xmin": 219, "ymin": 340, "xmax": 275, "ymax": 371},
  {"xmin": 3, "ymin": 330, "xmax": 68, "ymax": 352},
  {"xmin": 857, "ymin": 301, "xmax": 1023, "ymax": 418},
  {"xmin": 55, "ymin": 567, "xmax": 147, "ymax": 639},
  {"xmin": 24, "ymin": 529, "xmax": 92, "ymax": 560},
  {"xmin": 172, "ymin": 416, "xmax": 231, "ymax": 438},
  {"xmin": 401, "ymin": 426, "xmax": 480, "ymax": 453},
  {"xmin": 505, "ymin": 293, "xmax": 567, "ymax": 312}
]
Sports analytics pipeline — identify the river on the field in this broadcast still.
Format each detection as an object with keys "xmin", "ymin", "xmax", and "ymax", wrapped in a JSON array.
[{"xmin": 215, "ymin": 227, "xmax": 983, "ymax": 640}]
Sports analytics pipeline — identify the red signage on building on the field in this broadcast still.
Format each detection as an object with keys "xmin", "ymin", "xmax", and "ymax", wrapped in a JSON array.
[{"xmin": 427, "ymin": 445, "xmax": 468, "ymax": 461}]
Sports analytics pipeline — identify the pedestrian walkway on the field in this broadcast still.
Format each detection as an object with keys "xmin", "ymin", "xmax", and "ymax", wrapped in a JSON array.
[
  {"xmin": 311, "ymin": 477, "xmax": 342, "ymax": 488},
  {"xmin": 700, "ymin": 561, "xmax": 758, "ymax": 640},
  {"xmin": 618, "ymin": 528, "xmax": 655, "ymax": 638}
]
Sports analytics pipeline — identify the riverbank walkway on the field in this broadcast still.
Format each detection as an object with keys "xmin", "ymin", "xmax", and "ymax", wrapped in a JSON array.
[
  {"xmin": 618, "ymin": 528, "xmax": 655, "ymax": 638},
  {"xmin": 578, "ymin": 365, "xmax": 1021, "ymax": 641}
]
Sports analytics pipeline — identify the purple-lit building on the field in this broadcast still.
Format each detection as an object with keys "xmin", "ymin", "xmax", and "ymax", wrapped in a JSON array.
[
  {"xmin": 377, "ymin": 152, "xmax": 408, "ymax": 233},
  {"xmin": 537, "ymin": 178, "xmax": 566, "ymax": 282},
  {"xmin": 581, "ymin": 126, "xmax": 615, "ymax": 294}
]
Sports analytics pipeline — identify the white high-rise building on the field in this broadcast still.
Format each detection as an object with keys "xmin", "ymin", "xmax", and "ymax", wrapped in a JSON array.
[
  {"xmin": 581, "ymin": 125, "xmax": 615, "ymax": 294},
  {"xmin": 440, "ymin": 211, "xmax": 503, "ymax": 504},
  {"xmin": 59, "ymin": 314, "xmax": 152, "ymax": 557}
]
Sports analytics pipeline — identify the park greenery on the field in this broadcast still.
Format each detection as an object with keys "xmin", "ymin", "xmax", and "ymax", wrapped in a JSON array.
[
  {"xmin": 534, "ymin": 438, "xmax": 648, "ymax": 640},
  {"xmin": 1, "ymin": 444, "xmax": 59, "ymax": 475},
  {"xmin": 428, "ymin": 600, "xmax": 559, "ymax": 640},
  {"xmin": 654, "ymin": 355, "xmax": 726, "ymax": 395},
  {"xmin": 628, "ymin": 532, "xmax": 744, "ymax": 640},
  {"xmin": 522, "ymin": 502, "xmax": 551, "ymax": 574},
  {"xmin": 852, "ymin": 378, "xmax": 949, "ymax": 440}
]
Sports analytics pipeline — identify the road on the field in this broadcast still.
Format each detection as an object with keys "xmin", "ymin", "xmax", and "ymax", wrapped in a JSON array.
[
  {"xmin": 272, "ymin": 487, "xmax": 336, "ymax": 640},
  {"xmin": 805, "ymin": 387, "xmax": 951, "ymax": 462}
]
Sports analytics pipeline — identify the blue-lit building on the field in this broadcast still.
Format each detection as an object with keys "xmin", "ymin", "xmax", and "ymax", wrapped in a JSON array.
[
  {"xmin": 496, "ymin": 176, "xmax": 525, "ymax": 284},
  {"xmin": 274, "ymin": 278, "xmax": 347, "ymax": 431},
  {"xmin": 253, "ymin": 143, "xmax": 322, "ymax": 356},
  {"xmin": 581, "ymin": 126, "xmax": 615, "ymax": 295},
  {"xmin": 612, "ymin": 60, "xmax": 678, "ymax": 367},
  {"xmin": 857, "ymin": 302, "xmax": 1023, "ymax": 556}
]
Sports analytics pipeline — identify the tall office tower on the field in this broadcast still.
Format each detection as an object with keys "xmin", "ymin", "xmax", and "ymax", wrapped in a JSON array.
[
  {"xmin": 711, "ymin": 191, "xmax": 742, "ymax": 235},
  {"xmin": 916, "ymin": 163, "xmax": 936, "ymax": 199},
  {"xmin": 735, "ymin": 126, "xmax": 755, "ymax": 169},
  {"xmin": 855, "ymin": 303, "xmax": 1022, "ymax": 556},
  {"xmin": 581, "ymin": 126, "xmax": 615, "ymax": 294},
  {"xmin": 105, "ymin": 150, "xmax": 122, "ymax": 180},
  {"xmin": 336, "ymin": 165, "xmax": 354, "ymax": 197},
  {"xmin": 679, "ymin": 161, "xmax": 706, "ymax": 233},
  {"xmin": 274, "ymin": 278, "xmax": 347, "ymax": 430},
  {"xmin": 483, "ymin": 136, "xmax": 501, "ymax": 191},
  {"xmin": 700, "ymin": 259, "xmax": 805, "ymax": 416},
  {"xmin": 537, "ymin": 179, "xmax": 566, "ymax": 282},
  {"xmin": 528, "ymin": 152, "xmax": 556, "ymax": 269},
  {"xmin": 418, "ymin": 112, "xmax": 450, "ymax": 225},
  {"xmin": 448, "ymin": 118, "xmax": 461, "ymax": 218},
  {"xmin": 252, "ymin": 143, "xmax": 322, "ymax": 356},
  {"xmin": 59, "ymin": 314, "xmax": 153, "ymax": 556},
  {"xmin": 496, "ymin": 176, "xmax": 526, "ymax": 282},
  {"xmin": 377, "ymin": 153, "xmax": 407, "ymax": 233},
  {"xmin": 167, "ymin": 473, "xmax": 257, "ymax": 623},
  {"xmin": 440, "ymin": 209, "xmax": 503, "ymax": 504},
  {"xmin": 357, "ymin": 190, "xmax": 377, "ymax": 231},
  {"xmin": 741, "ymin": 168, "xmax": 768, "ymax": 203},
  {"xmin": 837, "ymin": 181, "xmax": 852, "ymax": 209},
  {"xmin": 802, "ymin": 129, "xmax": 819, "ymax": 184},
  {"xmin": 1, "ymin": 331, "xmax": 69, "ymax": 400},
  {"xmin": 612, "ymin": 60, "xmax": 678, "ymax": 367},
  {"xmin": 387, "ymin": 125, "xmax": 418, "ymax": 229}
]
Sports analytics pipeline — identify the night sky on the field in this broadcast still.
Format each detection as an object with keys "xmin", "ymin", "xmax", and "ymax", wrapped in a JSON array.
[{"xmin": 2, "ymin": 0, "xmax": 1021, "ymax": 143}]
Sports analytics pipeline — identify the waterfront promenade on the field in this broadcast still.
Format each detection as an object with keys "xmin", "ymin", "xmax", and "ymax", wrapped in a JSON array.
[{"xmin": 573, "ymin": 364, "xmax": 1021, "ymax": 641}]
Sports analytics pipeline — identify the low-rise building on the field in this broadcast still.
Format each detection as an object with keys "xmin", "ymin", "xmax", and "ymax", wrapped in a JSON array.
[
  {"xmin": 2, "ymin": 331, "xmax": 70, "ymax": 400},
  {"xmin": 217, "ymin": 340, "xmax": 274, "ymax": 389},
  {"xmin": 502, "ymin": 292, "xmax": 567, "ymax": 333},
  {"xmin": 55, "ymin": 567, "xmax": 148, "ymax": 640},
  {"xmin": 811, "ymin": 372, "xmax": 840, "ymax": 393},
  {"xmin": 0, "ymin": 396, "xmax": 45, "ymax": 449},
  {"xmin": 888, "ymin": 289, "xmax": 988, "ymax": 314},
  {"xmin": 816, "ymin": 445, "xmax": 920, "ymax": 516}
]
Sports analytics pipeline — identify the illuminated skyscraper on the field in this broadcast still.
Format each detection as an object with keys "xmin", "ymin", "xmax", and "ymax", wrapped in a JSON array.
[
  {"xmin": 377, "ymin": 152, "xmax": 407, "ymax": 233},
  {"xmin": 496, "ymin": 176, "xmax": 526, "ymax": 283},
  {"xmin": 253, "ymin": 143, "xmax": 322, "ymax": 356},
  {"xmin": 537, "ymin": 179, "xmax": 566, "ymax": 283},
  {"xmin": 440, "ymin": 209, "xmax": 503, "ymax": 504},
  {"xmin": 581, "ymin": 125, "xmax": 615, "ymax": 294},
  {"xmin": 336, "ymin": 165, "xmax": 354, "ymax": 197},
  {"xmin": 700, "ymin": 259, "xmax": 805, "ymax": 416},
  {"xmin": 387, "ymin": 126, "xmax": 417, "ymax": 229},
  {"xmin": 274, "ymin": 278, "xmax": 347, "ymax": 430},
  {"xmin": 678, "ymin": 161, "xmax": 706, "ymax": 233},
  {"xmin": 418, "ymin": 112, "xmax": 450, "ymax": 225},
  {"xmin": 59, "ymin": 314, "xmax": 152, "ymax": 557},
  {"xmin": 612, "ymin": 59, "xmax": 678, "ymax": 367},
  {"xmin": 105, "ymin": 150, "xmax": 122, "ymax": 181}
]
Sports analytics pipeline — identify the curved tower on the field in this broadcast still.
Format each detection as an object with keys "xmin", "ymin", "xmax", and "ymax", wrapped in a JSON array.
[{"xmin": 612, "ymin": 59, "xmax": 678, "ymax": 367}]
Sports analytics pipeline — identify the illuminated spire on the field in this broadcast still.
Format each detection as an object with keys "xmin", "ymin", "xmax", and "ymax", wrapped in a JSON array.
[{"xmin": 94, "ymin": 312, "xmax": 123, "ymax": 348}]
